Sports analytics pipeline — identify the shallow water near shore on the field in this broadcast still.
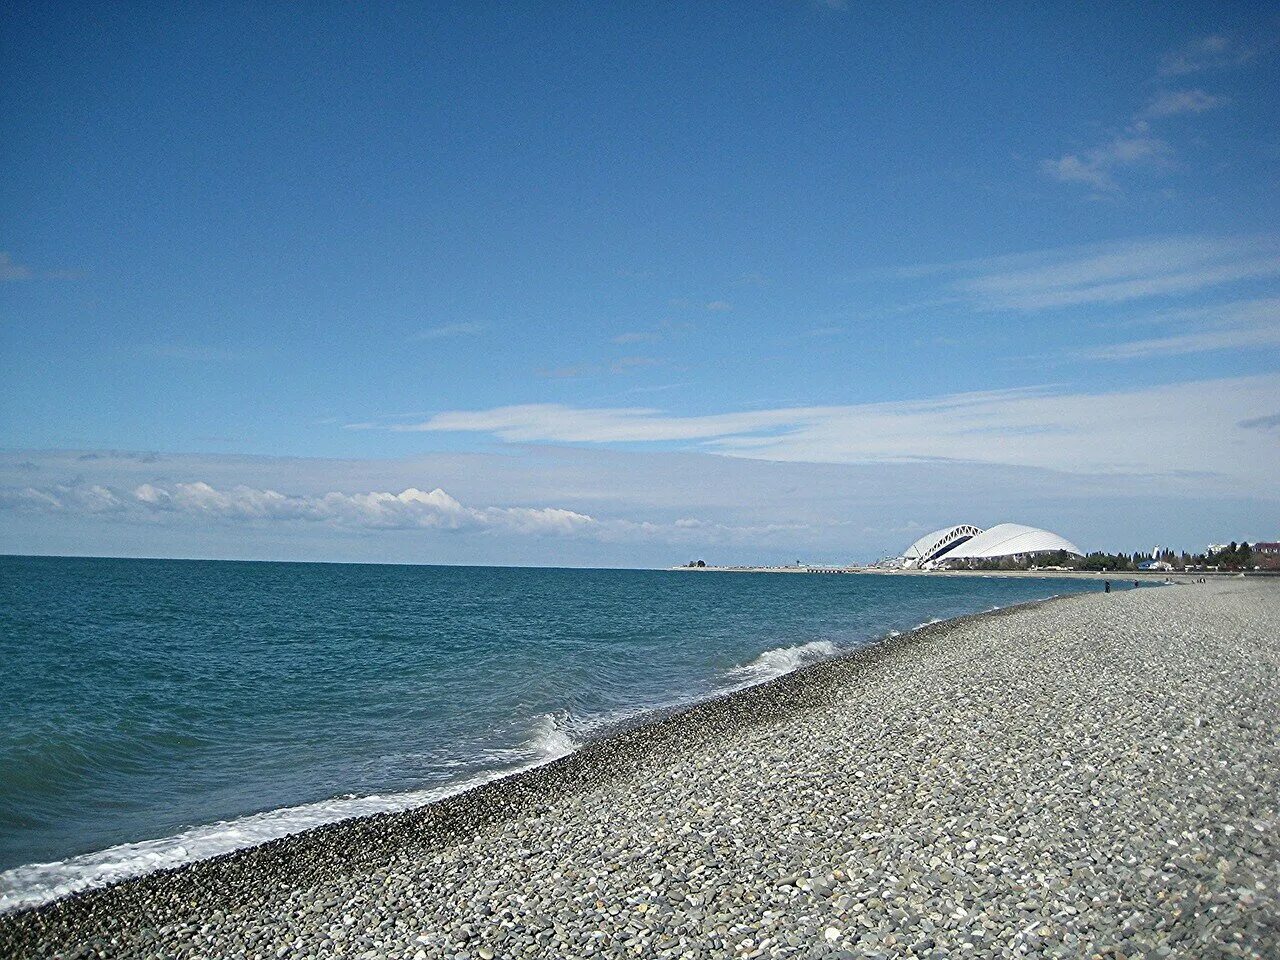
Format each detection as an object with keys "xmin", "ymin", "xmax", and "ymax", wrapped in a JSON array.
[{"xmin": 0, "ymin": 556, "xmax": 1146, "ymax": 910}]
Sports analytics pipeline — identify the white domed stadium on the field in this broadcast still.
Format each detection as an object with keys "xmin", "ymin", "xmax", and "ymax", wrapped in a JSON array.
[{"xmin": 898, "ymin": 522, "xmax": 1082, "ymax": 569}]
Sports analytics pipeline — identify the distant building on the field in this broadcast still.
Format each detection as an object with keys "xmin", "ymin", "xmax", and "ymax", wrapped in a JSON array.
[
  {"xmin": 898, "ymin": 522, "xmax": 1082, "ymax": 569},
  {"xmin": 1208, "ymin": 541, "xmax": 1271, "ymax": 554},
  {"xmin": 1138, "ymin": 560, "xmax": 1173, "ymax": 571}
]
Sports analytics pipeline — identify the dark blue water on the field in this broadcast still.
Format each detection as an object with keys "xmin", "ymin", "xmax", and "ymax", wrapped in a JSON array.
[{"xmin": 0, "ymin": 556, "xmax": 1137, "ymax": 909}]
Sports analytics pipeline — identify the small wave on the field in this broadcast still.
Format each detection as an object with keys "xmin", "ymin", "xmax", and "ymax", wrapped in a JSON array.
[
  {"xmin": 525, "ymin": 712, "xmax": 578, "ymax": 760},
  {"xmin": 725, "ymin": 639, "xmax": 839, "ymax": 687},
  {"xmin": 0, "ymin": 712, "xmax": 581, "ymax": 914}
]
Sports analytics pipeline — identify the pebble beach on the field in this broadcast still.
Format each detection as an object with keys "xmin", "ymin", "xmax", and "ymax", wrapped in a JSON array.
[{"xmin": 2, "ymin": 580, "xmax": 1277, "ymax": 959}]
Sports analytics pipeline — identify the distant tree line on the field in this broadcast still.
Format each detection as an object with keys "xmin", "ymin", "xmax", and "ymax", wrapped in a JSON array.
[
  {"xmin": 951, "ymin": 546, "xmax": 1264, "ymax": 572},
  {"xmin": 1206, "ymin": 542, "xmax": 1253, "ymax": 571}
]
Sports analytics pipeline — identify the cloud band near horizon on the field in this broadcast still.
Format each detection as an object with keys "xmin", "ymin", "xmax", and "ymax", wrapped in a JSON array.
[{"xmin": 347, "ymin": 373, "xmax": 1278, "ymax": 490}]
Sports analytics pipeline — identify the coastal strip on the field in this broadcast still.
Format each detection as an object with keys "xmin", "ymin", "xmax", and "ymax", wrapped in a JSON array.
[{"xmin": 3, "ymin": 582, "xmax": 1277, "ymax": 958}]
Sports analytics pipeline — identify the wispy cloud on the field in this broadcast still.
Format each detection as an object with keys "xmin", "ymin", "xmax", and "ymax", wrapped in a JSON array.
[
  {"xmin": 0, "ymin": 480, "xmax": 597, "ymax": 537},
  {"xmin": 1041, "ymin": 135, "xmax": 1170, "ymax": 192},
  {"xmin": 939, "ymin": 235, "xmax": 1280, "ymax": 311},
  {"xmin": 368, "ymin": 374, "xmax": 1280, "ymax": 487},
  {"xmin": 1087, "ymin": 297, "xmax": 1280, "ymax": 359},
  {"xmin": 705, "ymin": 300, "xmax": 733, "ymax": 312},
  {"xmin": 413, "ymin": 322, "xmax": 486, "ymax": 341},
  {"xmin": 1160, "ymin": 34, "xmax": 1257, "ymax": 76},
  {"xmin": 1043, "ymin": 32, "xmax": 1256, "ymax": 193},
  {"xmin": 1141, "ymin": 89, "xmax": 1228, "ymax": 118}
]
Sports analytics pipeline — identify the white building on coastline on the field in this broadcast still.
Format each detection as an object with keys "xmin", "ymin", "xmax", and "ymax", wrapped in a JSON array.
[{"xmin": 898, "ymin": 522, "xmax": 1082, "ymax": 569}]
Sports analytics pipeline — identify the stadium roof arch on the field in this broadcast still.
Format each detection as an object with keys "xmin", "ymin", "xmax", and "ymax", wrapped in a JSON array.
[{"xmin": 902, "ymin": 524, "xmax": 982, "ymax": 567}]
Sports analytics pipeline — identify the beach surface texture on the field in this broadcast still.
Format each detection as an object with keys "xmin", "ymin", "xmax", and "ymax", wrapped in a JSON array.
[{"xmin": 3, "ymin": 579, "xmax": 1277, "ymax": 959}]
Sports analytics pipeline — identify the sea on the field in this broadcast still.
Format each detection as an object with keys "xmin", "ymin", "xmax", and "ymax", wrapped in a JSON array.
[{"xmin": 0, "ymin": 555, "xmax": 1149, "ymax": 911}]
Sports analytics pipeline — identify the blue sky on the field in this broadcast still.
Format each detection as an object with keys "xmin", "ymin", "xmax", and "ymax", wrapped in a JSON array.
[{"xmin": 2, "ymin": 2, "xmax": 1278, "ymax": 565}]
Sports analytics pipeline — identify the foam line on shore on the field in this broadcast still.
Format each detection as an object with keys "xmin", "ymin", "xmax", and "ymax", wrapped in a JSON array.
[
  {"xmin": 0, "ymin": 714, "xmax": 580, "ymax": 914},
  {"xmin": 0, "ymin": 591, "xmax": 1078, "ymax": 919},
  {"xmin": 3, "ymin": 633, "xmax": 847, "ymax": 913}
]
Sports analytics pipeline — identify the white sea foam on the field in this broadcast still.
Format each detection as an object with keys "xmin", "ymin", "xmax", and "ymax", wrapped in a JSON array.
[
  {"xmin": 526, "ymin": 712, "xmax": 579, "ymax": 760},
  {"xmin": 0, "ymin": 713, "xmax": 579, "ymax": 914},
  {"xmin": 724, "ymin": 639, "xmax": 839, "ymax": 688}
]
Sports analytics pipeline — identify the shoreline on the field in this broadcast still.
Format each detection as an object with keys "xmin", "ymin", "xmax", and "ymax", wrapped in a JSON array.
[
  {"xmin": 4, "ymin": 581, "xmax": 1276, "ymax": 957},
  {"xmin": 0, "ymin": 587, "xmax": 1074, "ymax": 918},
  {"xmin": 669, "ymin": 565, "xmax": 1259, "ymax": 580},
  {"xmin": 0, "ymin": 594, "xmax": 1075, "ymax": 939}
]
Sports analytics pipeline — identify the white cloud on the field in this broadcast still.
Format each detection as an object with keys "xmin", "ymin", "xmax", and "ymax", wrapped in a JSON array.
[
  {"xmin": 4, "ymin": 480, "xmax": 597, "ymax": 537},
  {"xmin": 1041, "ymin": 136, "xmax": 1170, "ymax": 192},
  {"xmin": 940, "ymin": 235, "xmax": 1280, "ymax": 311},
  {"xmin": 400, "ymin": 403, "xmax": 817, "ymax": 443},
  {"xmin": 413, "ymin": 322, "xmax": 486, "ymax": 341},
  {"xmin": 1044, "ymin": 33, "xmax": 1251, "ymax": 194},
  {"xmin": 130, "ymin": 482, "xmax": 596, "ymax": 535},
  {"xmin": 1160, "ymin": 34, "xmax": 1256, "ymax": 76},
  {"xmin": 1092, "ymin": 325, "xmax": 1280, "ymax": 359},
  {"xmin": 379, "ymin": 374, "xmax": 1280, "ymax": 488},
  {"xmin": 705, "ymin": 300, "xmax": 732, "ymax": 311},
  {"xmin": 1142, "ymin": 89, "xmax": 1228, "ymax": 118},
  {"xmin": 1087, "ymin": 297, "xmax": 1280, "ymax": 359},
  {"xmin": 0, "ymin": 484, "xmax": 124, "ymax": 512},
  {"xmin": 0, "ymin": 476, "xmax": 863, "ymax": 548}
]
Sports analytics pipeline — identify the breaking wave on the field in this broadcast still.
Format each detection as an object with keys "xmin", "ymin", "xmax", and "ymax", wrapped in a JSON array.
[
  {"xmin": 724, "ymin": 639, "xmax": 840, "ymax": 687},
  {"xmin": 0, "ymin": 713, "xmax": 579, "ymax": 914}
]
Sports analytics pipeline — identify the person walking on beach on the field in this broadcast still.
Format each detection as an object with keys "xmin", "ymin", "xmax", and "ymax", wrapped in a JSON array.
[{"xmin": 1104, "ymin": 580, "xmax": 1111, "ymax": 593}]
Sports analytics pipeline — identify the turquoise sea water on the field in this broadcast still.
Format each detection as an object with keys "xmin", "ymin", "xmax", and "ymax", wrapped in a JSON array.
[{"xmin": 0, "ymin": 556, "xmax": 1144, "ymax": 910}]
